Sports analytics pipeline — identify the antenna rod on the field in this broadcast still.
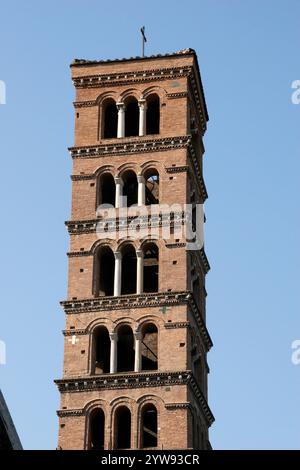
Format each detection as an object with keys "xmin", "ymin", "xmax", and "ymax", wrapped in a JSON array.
[{"xmin": 140, "ymin": 26, "xmax": 147, "ymax": 57}]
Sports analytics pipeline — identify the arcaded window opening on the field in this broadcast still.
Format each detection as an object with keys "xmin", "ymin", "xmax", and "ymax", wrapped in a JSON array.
[
  {"xmin": 193, "ymin": 356, "xmax": 202, "ymax": 388},
  {"xmin": 99, "ymin": 173, "xmax": 116, "ymax": 207},
  {"xmin": 192, "ymin": 276, "xmax": 200, "ymax": 308},
  {"xmin": 121, "ymin": 244, "xmax": 137, "ymax": 295},
  {"xmin": 117, "ymin": 325, "xmax": 135, "ymax": 372},
  {"xmin": 125, "ymin": 98, "xmax": 139, "ymax": 137},
  {"xmin": 115, "ymin": 406, "xmax": 131, "ymax": 449},
  {"xmin": 146, "ymin": 95, "xmax": 160, "ymax": 135},
  {"xmin": 93, "ymin": 327, "xmax": 110, "ymax": 374},
  {"xmin": 103, "ymin": 100, "xmax": 118, "ymax": 139},
  {"xmin": 143, "ymin": 243, "xmax": 159, "ymax": 293},
  {"xmin": 141, "ymin": 404, "xmax": 158, "ymax": 448},
  {"xmin": 94, "ymin": 246, "xmax": 115, "ymax": 297},
  {"xmin": 144, "ymin": 169, "xmax": 159, "ymax": 205},
  {"xmin": 89, "ymin": 408, "xmax": 105, "ymax": 450},
  {"xmin": 122, "ymin": 170, "xmax": 138, "ymax": 207},
  {"xmin": 141, "ymin": 323, "xmax": 158, "ymax": 371}
]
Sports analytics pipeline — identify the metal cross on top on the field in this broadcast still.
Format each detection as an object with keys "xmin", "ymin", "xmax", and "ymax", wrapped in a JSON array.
[{"xmin": 140, "ymin": 26, "xmax": 147, "ymax": 57}]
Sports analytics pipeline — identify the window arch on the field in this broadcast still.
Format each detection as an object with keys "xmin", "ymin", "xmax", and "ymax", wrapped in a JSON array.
[
  {"xmin": 144, "ymin": 168, "xmax": 159, "ymax": 205},
  {"xmin": 141, "ymin": 404, "xmax": 158, "ymax": 448},
  {"xmin": 122, "ymin": 170, "xmax": 138, "ymax": 207},
  {"xmin": 98, "ymin": 172, "xmax": 116, "ymax": 207},
  {"xmin": 141, "ymin": 323, "xmax": 158, "ymax": 370},
  {"xmin": 114, "ymin": 406, "xmax": 131, "ymax": 449},
  {"xmin": 142, "ymin": 243, "xmax": 159, "ymax": 292},
  {"xmin": 89, "ymin": 408, "xmax": 105, "ymax": 450},
  {"xmin": 92, "ymin": 326, "xmax": 110, "ymax": 374},
  {"xmin": 121, "ymin": 244, "xmax": 137, "ymax": 295},
  {"xmin": 103, "ymin": 99, "xmax": 117, "ymax": 139},
  {"xmin": 117, "ymin": 325, "xmax": 135, "ymax": 372},
  {"xmin": 125, "ymin": 97, "xmax": 139, "ymax": 137},
  {"xmin": 94, "ymin": 246, "xmax": 115, "ymax": 297},
  {"xmin": 146, "ymin": 94, "xmax": 160, "ymax": 135}
]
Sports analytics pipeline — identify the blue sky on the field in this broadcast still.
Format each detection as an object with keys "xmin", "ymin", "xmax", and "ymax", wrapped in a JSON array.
[{"xmin": 0, "ymin": 0, "xmax": 299, "ymax": 450}]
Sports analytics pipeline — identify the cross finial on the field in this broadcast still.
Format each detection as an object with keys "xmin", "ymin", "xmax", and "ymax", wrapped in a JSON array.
[{"xmin": 140, "ymin": 26, "xmax": 147, "ymax": 57}]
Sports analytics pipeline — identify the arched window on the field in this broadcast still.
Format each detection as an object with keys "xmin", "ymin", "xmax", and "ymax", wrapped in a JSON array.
[
  {"xmin": 122, "ymin": 170, "xmax": 138, "ymax": 207},
  {"xmin": 144, "ymin": 169, "xmax": 159, "ymax": 205},
  {"xmin": 94, "ymin": 246, "xmax": 115, "ymax": 297},
  {"xmin": 192, "ymin": 276, "xmax": 200, "ymax": 308},
  {"xmin": 146, "ymin": 94, "xmax": 160, "ymax": 135},
  {"xmin": 93, "ymin": 327, "xmax": 110, "ymax": 374},
  {"xmin": 115, "ymin": 406, "xmax": 131, "ymax": 449},
  {"xmin": 125, "ymin": 98, "xmax": 139, "ymax": 137},
  {"xmin": 143, "ymin": 243, "xmax": 159, "ymax": 293},
  {"xmin": 103, "ymin": 99, "xmax": 117, "ymax": 139},
  {"xmin": 121, "ymin": 245, "xmax": 137, "ymax": 295},
  {"xmin": 141, "ymin": 404, "xmax": 158, "ymax": 448},
  {"xmin": 141, "ymin": 323, "xmax": 158, "ymax": 370},
  {"xmin": 98, "ymin": 173, "xmax": 115, "ymax": 207},
  {"xmin": 89, "ymin": 408, "xmax": 105, "ymax": 450},
  {"xmin": 117, "ymin": 325, "xmax": 134, "ymax": 372}
]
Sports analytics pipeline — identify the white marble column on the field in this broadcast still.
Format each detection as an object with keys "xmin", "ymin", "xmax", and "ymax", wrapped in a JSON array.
[
  {"xmin": 134, "ymin": 331, "xmax": 142, "ymax": 372},
  {"xmin": 114, "ymin": 251, "xmax": 122, "ymax": 296},
  {"xmin": 116, "ymin": 102, "xmax": 125, "ymax": 138},
  {"xmin": 114, "ymin": 176, "xmax": 124, "ymax": 208},
  {"xmin": 138, "ymin": 98, "xmax": 147, "ymax": 136},
  {"xmin": 110, "ymin": 333, "xmax": 117, "ymax": 373},
  {"xmin": 137, "ymin": 175, "xmax": 146, "ymax": 206},
  {"xmin": 136, "ymin": 249, "xmax": 144, "ymax": 294}
]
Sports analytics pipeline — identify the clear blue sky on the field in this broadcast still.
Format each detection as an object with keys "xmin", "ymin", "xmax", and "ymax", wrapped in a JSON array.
[{"xmin": 0, "ymin": 0, "xmax": 299, "ymax": 450}]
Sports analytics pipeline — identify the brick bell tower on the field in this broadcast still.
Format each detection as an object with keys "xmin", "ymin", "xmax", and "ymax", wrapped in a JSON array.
[{"xmin": 55, "ymin": 48, "xmax": 214, "ymax": 450}]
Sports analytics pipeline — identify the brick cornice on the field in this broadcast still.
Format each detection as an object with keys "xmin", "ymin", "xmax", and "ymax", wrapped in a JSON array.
[
  {"xmin": 60, "ymin": 290, "xmax": 213, "ymax": 351},
  {"xmin": 54, "ymin": 370, "xmax": 214, "ymax": 427},
  {"xmin": 72, "ymin": 65, "xmax": 190, "ymax": 90},
  {"xmin": 68, "ymin": 135, "xmax": 190, "ymax": 159},
  {"xmin": 65, "ymin": 211, "xmax": 185, "ymax": 235}
]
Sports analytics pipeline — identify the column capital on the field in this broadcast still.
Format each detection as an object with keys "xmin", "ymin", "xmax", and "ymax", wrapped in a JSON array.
[
  {"xmin": 134, "ymin": 331, "xmax": 143, "ymax": 341},
  {"xmin": 114, "ymin": 176, "xmax": 124, "ymax": 185},
  {"xmin": 138, "ymin": 98, "xmax": 147, "ymax": 107},
  {"xmin": 114, "ymin": 251, "xmax": 122, "ymax": 261},
  {"xmin": 137, "ymin": 175, "xmax": 145, "ymax": 184},
  {"xmin": 136, "ymin": 249, "xmax": 144, "ymax": 258},
  {"xmin": 116, "ymin": 101, "xmax": 125, "ymax": 110},
  {"xmin": 109, "ymin": 332, "xmax": 118, "ymax": 341}
]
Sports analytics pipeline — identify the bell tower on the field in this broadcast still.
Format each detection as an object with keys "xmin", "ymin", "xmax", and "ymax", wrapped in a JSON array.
[{"xmin": 56, "ymin": 48, "xmax": 214, "ymax": 450}]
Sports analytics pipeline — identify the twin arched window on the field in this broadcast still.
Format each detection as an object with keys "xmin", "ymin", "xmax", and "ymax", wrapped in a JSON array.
[
  {"xmin": 88, "ymin": 403, "xmax": 158, "ymax": 449},
  {"xmin": 102, "ymin": 94, "xmax": 160, "ymax": 139}
]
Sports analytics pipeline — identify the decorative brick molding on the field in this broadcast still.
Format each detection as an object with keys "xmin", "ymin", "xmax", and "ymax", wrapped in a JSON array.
[
  {"xmin": 60, "ymin": 291, "xmax": 213, "ymax": 351},
  {"xmin": 166, "ymin": 92, "xmax": 188, "ymax": 99},
  {"xmin": 55, "ymin": 370, "xmax": 214, "ymax": 427},
  {"xmin": 57, "ymin": 409, "xmax": 84, "ymax": 417},
  {"xmin": 65, "ymin": 211, "xmax": 186, "ymax": 235},
  {"xmin": 69, "ymin": 135, "xmax": 190, "ymax": 159},
  {"xmin": 164, "ymin": 321, "xmax": 190, "ymax": 329},
  {"xmin": 71, "ymin": 174, "xmax": 95, "ymax": 181},
  {"xmin": 63, "ymin": 329, "xmax": 86, "ymax": 337},
  {"xmin": 165, "ymin": 166, "xmax": 189, "ymax": 173}
]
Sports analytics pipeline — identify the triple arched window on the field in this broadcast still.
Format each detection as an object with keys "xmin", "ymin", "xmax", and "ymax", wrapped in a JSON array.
[
  {"xmin": 97, "ymin": 169, "xmax": 159, "ymax": 208},
  {"xmin": 88, "ymin": 402, "xmax": 158, "ymax": 450},
  {"xmin": 101, "ymin": 94, "xmax": 160, "ymax": 139},
  {"xmin": 93, "ymin": 243, "xmax": 159, "ymax": 297},
  {"xmin": 91, "ymin": 322, "xmax": 158, "ymax": 375}
]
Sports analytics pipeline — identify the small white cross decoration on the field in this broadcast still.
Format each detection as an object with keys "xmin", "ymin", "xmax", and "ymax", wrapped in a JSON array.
[{"xmin": 68, "ymin": 335, "xmax": 79, "ymax": 345}]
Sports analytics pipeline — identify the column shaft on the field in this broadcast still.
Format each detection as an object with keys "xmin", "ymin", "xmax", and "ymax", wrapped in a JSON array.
[{"xmin": 114, "ymin": 251, "xmax": 122, "ymax": 296}]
